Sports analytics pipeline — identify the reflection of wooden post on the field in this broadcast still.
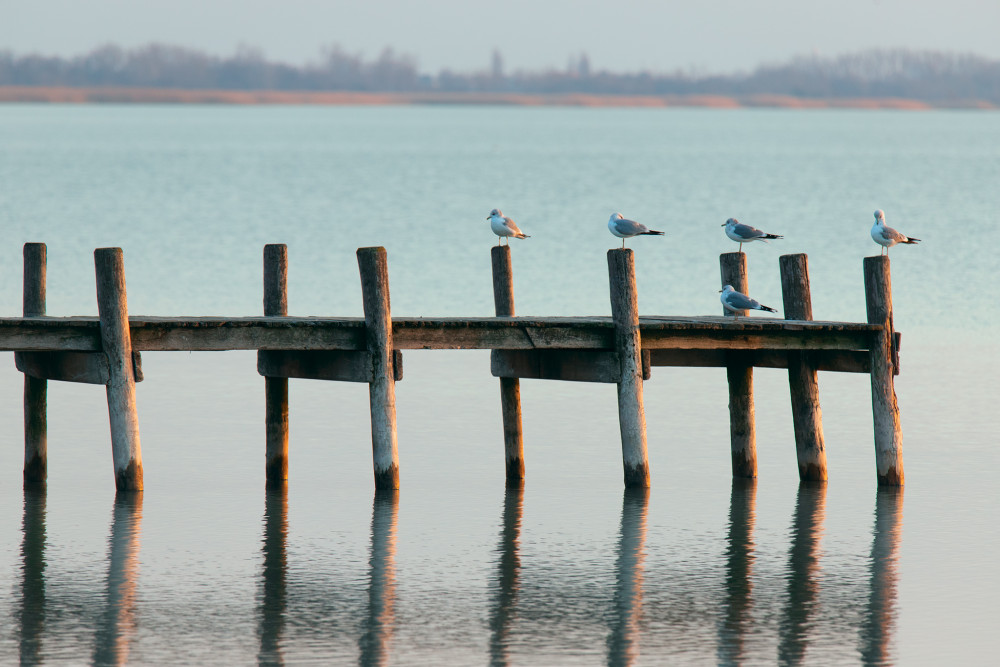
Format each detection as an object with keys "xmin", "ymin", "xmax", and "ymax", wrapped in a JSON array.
[
  {"xmin": 263, "ymin": 244, "xmax": 289, "ymax": 487},
  {"xmin": 359, "ymin": 490, "xmax": 399, "ymax": 667},
  {"xmin": 607, "ymin": 487, "xmax": 649, "ymax": 667},
  {"xmin": 18, "ymin": 488, "xmax": 47, "ymax": 666},
  {"xmin": 92, "ymin": 494, "xmax": 143, "ymax": 666},
  {"xmin": 23, "ymin": 243, "xmax": 47, "ymax": 486},
  {"xmin": 358, "ymin": 248, "xmax": 400, "ymax": 490},
  {"xmin": 258, "ymin": 486, "xmax": 288, "ymax": 666},
  {"xmin": 860, "ymin": 487, "xmax": 904, "ymax": 664},
  {"xmin": 718, "ymin": 478, "xmax": 756, "ymax": 665},
  {"xmin": 720, "ymin": 252, "xmax": 757, "ymax": 478},
  {"xmin": 95, "ymin": 248, "xmax": 143, "ymax": 492},
  {"xmin": 608, "ymin": 249, "xmax": 650, "ymax": 488},
  {"xmin": 491, "ymin": 246, "xmax": 525, "ymax": 486},
  {"xmin": 778, "ymin": 482, "xmax": 826, "ymax": 665},
  {"xmin": 780, "ymin": 254, "xmax": 828, "ymax": 481},
  {"xmin": 864, "ymin": 256, "xmax": 904, "ymax": 486},
  {"xmin": 489, "ymin": 486, "xmax": 524, "ymax": 667}
]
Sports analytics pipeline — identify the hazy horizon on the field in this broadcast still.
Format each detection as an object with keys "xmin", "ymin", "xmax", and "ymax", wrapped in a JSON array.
[{"xmin": 4, "ymin": 0, "xmax": 1000, "ymax": 75}]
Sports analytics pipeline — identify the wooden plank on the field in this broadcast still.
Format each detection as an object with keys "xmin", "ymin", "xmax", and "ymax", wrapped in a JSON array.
[
  {"xmin": 257, "ymin": 349, "xmax": 403, "ymax": 382},
  {"xmin": 16, "ymin": 350, "xmax": 143, "ymax": 384},
  {"xmin": 492, "ymin": 349, "xmax": 651, "ymax": 382},
  {"xmin": 648, "ymin": 348, "xmax": 876, "ymax": 373},
  {"xmin": 0, "ymin": 315, "xmax": 883, "ymax": 353}
]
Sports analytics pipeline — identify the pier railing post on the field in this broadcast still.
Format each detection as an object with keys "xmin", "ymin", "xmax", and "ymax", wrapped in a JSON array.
[
  {"xmin": 263, "ymin": 244, "xmax": 289, "ymax": 487},
  {"xmin": 720, "ymin": 252, "xmax": 757, "ymax": 478},
  {"xmin": 358, "ymin": 247, "xmax": 400, "ymax": 490},
  {"xmin": 23, "ymin": 243, "xmax": 47, "ymax": 486},
  {"xmin": 780, "ymin": 254, "xmax": 828, "ymax": 481},
  {"xmin": 864, "ymin": 256, "xmax": 904, "ymax": 486},
  {"xmin": 95, "ymin": 248, "xmax": 143, "ymax": 492},
  {"xmin": 491, "ymin": 245, "xmax": 525, "ymax": 486},
  {"xmin": 608, "ymin": 249, "xmax": 650, "ymax": 488}
]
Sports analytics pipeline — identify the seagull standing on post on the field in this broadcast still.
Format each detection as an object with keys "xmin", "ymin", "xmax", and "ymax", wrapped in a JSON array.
[
  {"xmin": 871, "ymin": 209, "xmax": 919, "ymax": 255},
  {"xmin": 608, "ymin": 213, "xmax": 664, "ymax": 248},
  {"xmin": 719, "ymin": 284, "xmax": 778, "ymax": 320},
  {"xmin": 487, "ymin": 209, "xmax": 529, "ymax": 246},
  {"xmin": 722, "ymin": 218, "xmax": 783, "ymax": 252}
]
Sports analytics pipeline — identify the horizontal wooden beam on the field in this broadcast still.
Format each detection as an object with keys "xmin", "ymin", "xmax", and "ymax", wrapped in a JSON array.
[
  {"xmin": 491, "ymin": 349, "xmax": 651, "ymax": 383},
  {"xmin": 648, "ymin": 347, "xmax": 900, "ymax": 375},
  {"xmin": 0, "ymin": 315, "xmax": 882, "ymax": 353},
  {"xmin": 257, "ymin": 349, "xmax": 403, "ymax": 382},
  {"xmin": 15, "ymin": 350, "xmax": 143, "ymax": 384}
]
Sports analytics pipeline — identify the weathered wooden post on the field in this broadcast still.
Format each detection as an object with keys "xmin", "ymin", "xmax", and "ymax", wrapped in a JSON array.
[
  {"xmin": 864, "ymin": 256, "xmax": 904, "ymax": 486},
  {"xmin": 263, "ymin": 244, "xmax": 289, "ymax": 487},
  {"xmin": 95, "ymin": 248, "xmax": 143, "ymax": 492},
  {"xmin": 607, "ymin": 249, "xmax": 650, "ymax": 488},
  {"xmin": 491, "ymin": 245, "xmax": 525, "ymax": 485},
  {"xmin": 358, "ymin": 247, "xmax": 400, "ymax": 490},
  {"xmin": 23, "ymin": 243, "xmax": 47, "ymax": 486},
  {"xmin": 720, "ymin": 252, "xmax": 757, "ymax": 478},
  {"xmin": 780, "ymin": 254, "xmax": 828, "ymax": 481}
]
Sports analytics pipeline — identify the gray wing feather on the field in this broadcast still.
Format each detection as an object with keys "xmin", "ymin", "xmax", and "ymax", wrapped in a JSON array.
[
  {"xmin": 726, "ymin": 291, "xmax": 760, "ymax": 310},
  {"xmin": 732, "ymin": 222, "xmax": 765, "ymax": 240},
  {"xmin": 616, "ymin": 218, "xmax": 649, "ymax": 235}
]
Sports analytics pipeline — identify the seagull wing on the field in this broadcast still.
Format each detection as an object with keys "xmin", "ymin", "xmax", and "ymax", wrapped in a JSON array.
[
  {"xmin": 880, "ymin": 225, "xmax": 909, "ymax": 243},
  {"xmin": 725, "ymin": 290, "xmax": 761, "ymax": 311},
  {"xmin": 614, "ymin": 218, "xmax": 649, "ymax": 235},
  {"xmin": 731, "ymin": 222, "xmax": 766, "ymax": 240}
]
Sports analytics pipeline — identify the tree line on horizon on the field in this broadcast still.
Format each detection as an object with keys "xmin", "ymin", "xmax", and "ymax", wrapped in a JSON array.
[{"xmin": 1, "ymin": 43, "xmax": 998, "ymax": 103}]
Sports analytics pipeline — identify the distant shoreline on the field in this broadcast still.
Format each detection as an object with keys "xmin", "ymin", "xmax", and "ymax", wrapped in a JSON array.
[{"xmin": 0, "ymin": 86, "xmax": 995, "ymax": 109}]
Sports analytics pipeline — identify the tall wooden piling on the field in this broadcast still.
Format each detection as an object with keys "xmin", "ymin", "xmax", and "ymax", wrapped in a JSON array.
[
  {"xmin": 780, "ymin": 254, "xmax": 828, "ymax": 481},
  {"xmin": 607, "ymin": 249, "xmax": 650, "ymax": 488},
  {"xmin": 23, "ymin": 243, "xmax": 47, "ymax": 486},
  {"xmin": 263, "ymin": 244, "xmax": 289, "ymax": 486},
  {"xmin": 720, "ymin": 252, "xmax": 757, "ymax": 478},
  {"xmin": 491, "ymin": 245, "xmax": 525, "ymax": 485},
  {"xmin": 358, "ymin": 247, "xmax": 400, "ymax": 490},
  {"xmin": 864, "ymin": 256, "xmax": 904, "ymax": 486},
  {"xmin": 95, "ymin": 248, "xmax": 143, "ymax": 492}
]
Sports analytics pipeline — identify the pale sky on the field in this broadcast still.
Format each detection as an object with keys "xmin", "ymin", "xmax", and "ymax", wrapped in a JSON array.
[{"xmin": 3, "ymin": 0, "xmax": 998, "ymax": 73}]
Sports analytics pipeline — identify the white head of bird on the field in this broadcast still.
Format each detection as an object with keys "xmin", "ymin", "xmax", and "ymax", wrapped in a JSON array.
[{"xmin": 874, "ymin": 209, "xmax": 885, "ymax": 224}]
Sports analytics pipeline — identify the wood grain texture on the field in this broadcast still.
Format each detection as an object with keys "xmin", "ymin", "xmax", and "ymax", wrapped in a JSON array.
[
  {"xmin": 22, "ymin": 243, "xmax": 47, "ymax": 486},
  {"xmin": 720, "ymin": 253, "xmax": 756, "ymax": 478},
  {"xmin": 608, "ymin": 249, "xmax": 650, "ymax": 488},
  {"xmin": 258, "ymin": 349, "xmax": 402, "ymax": 382},
  {"xmin": 15, "ymin": 350, "xmax": 143, "ymax": 384},
  {"xmin": 780, "ymin": 254, "xmax": 828, "ymax": 481},
  {"xmin": 94, "ymin": 248, "xmax": 143, "ymax": 492},
  {"xmin": 864, "ymin": 256, "xmax": 904, "ymax": 486},
  {"xmin": 358, "ymin": 247, "xmax": 400, "ymax": 490},
  {"xmin": 263, "ymin": 244, "xmax": 289, "ymax": 486},
  {"xmin": 491, "ymin": 245, "xmax": 524, "ymax": 485}
]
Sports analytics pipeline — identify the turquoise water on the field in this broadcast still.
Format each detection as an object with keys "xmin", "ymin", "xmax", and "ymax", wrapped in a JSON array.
[{"xmin": 0, "ymin": 105, "xmax": 997, "ymax": 665}]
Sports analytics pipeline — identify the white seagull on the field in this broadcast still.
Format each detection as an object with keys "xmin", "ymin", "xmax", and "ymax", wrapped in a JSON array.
[
  {"xmin": 871, "ymin": 209, "xmax": 919, "ymax": 255},
  {"xmin": 487, "ymin": 209, "xmax": 530, "ymax": 246},
  {"xmin": 719, "ymin": 284, "xmax": 778, "ymax": 320},
  {"xmin": 722, "ymin": 218, "xmax": 783, "ymax": 252},
  {"xmin": 608, "ymin": 213, "xmax": 664, "ymax": 248}
]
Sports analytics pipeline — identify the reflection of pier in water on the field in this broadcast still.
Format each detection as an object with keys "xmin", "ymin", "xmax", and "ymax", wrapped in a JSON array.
[
  {"xmin": 92, "ymin": 494, "xmax": 143, "ymax": 667},
  {"xmin": 489, "ymin": 487, "xmax": 524, "ymax": 667},
  {"xmin": 258, "ymin": 485, "xmax": 289, "ymax": 666},
  {"xmin": 358, "ymin": 490, "xmax": 399, "ymax": 667},
  {"xmin": 717, "ymin": 479, "xmax": 757, "ymax": 665},
  {"xmin": 778, "ymin": 482, "xmax": 826, "ymax": 666},
  {"xmin": 859, "ymin": 488, "xmax": 904, "ymax": 665},
  {"xmin": 18, "ymin": 489, "xmax": 47, "ymax": 667},
  {"xmin": 607, "ymin": 487, "xmax": 650, "ymax": 667}
]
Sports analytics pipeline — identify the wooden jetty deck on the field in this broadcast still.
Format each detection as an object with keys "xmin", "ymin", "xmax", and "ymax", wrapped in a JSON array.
[{"xmin": 7, "ymin": 243, "xmax": 905, "ymax": 493}]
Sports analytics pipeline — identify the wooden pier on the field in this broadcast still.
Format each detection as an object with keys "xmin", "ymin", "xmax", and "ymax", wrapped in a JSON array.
[{"xmin": 4, "ymin": 243, "xmax": 905, "ymax": 492}]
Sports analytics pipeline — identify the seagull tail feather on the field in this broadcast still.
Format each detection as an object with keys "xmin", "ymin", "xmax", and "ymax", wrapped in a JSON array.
[
  {"xmin": 759, "ymin": 305, "xmax": 778, "ymax": 313},
  {"xmin": 902, "ymin": 237, "xmax": 920, "ymax": 244},
  {"xmin": 764, "ymin": 233, "xmax": 783, "ymax": 240},
  {"xmin": 517, "ymin": 233, "xmax": 530, "ymax": 239},
  {"xmin": 642, "ymin": 230, "xmax": 665, "ymax": 236}
]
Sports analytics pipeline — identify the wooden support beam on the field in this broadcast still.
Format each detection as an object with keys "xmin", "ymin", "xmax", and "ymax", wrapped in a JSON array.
[
  {"xmin": 647, "ymin": 348, "xmax": 879, "ymax": 373},
  {"xmin": 864, "ymin": 256, "xmax": 904, "ymax": 486},
  {"xmin": 780, "ymin": 254, "xmax": 828, "ymax": 481},
  {"xmin": 491, "ymin": 245, "xmax": 525, "ymax": 485},
  {"xmin": 263, "ymin": 244, "xmax": 289, "ymax": 487},
  {"xmin": 15, "ymin": 350, "xmax": 143, "ymax": 384},
  {"xmin": 95, "ymin": 248, "xmax": 143, "ymax": 492},
  {"xmin": 491, "ymin": 349, "xmax": 651, "ymax": 382},
  {"xmin": 258, "ymin": 349, "xmax": 403, "ymax": 382},
  {"xmin": 608, "ymin": 249, "xmax": 650, "ymax": 488},
  {"xmin": 720, "ymin": 252, "xmax": 757, "ymax": 478},
  {"xmin": 358, "ymin": 247, "xmax": 400, "ymax": 490},
  {"xmin": 23, "ymin": 243, "xmax": 47, "ymax": 487}
]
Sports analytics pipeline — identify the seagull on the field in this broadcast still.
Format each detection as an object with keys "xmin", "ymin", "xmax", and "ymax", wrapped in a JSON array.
[
  {"xmin": 719, "ymin": 284, "xmax": 778, "ymax": 320},
  {"xmin": 722, "ymin": 218, "xmax": 783, "ymax": 252},
  {"xmin": 871, "ymin": 209, "xmax": 919, "ymax": 255},
  {"xmin": 608, "ymin": 213, "xmax": 664, "ymax": 248},
  {"xmin": 487, "ymin": 209, "xmax": 529, "ymax": 246}
]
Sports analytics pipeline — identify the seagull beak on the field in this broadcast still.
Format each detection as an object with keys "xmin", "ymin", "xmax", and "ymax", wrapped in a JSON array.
[
  {"xmin": 720, "ymin": 223, "xmax": 726, "ymax": 226},
  {"xmin": 718, "ymin": 290, "xmax": 723, "ymax": 293}
]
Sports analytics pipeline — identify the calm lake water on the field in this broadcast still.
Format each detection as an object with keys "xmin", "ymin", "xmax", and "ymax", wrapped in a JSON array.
[{"xmin": 0, "ymin": 104, "xmax": 997, "ymax": 665}]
